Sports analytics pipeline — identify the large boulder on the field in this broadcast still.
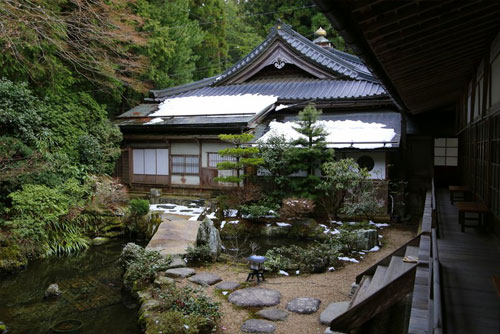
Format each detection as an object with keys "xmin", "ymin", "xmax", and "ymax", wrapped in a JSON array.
[
  {"xmin": 228, "ymin": 288, "xmax": 281, "ymax": 307},
  {"xmin": 196, "ymin": 217, "xmax": 222, "ymax": 261},
  {"xmin": 355, "ymin": 229, "xmax": 378, "ymax": 250}
]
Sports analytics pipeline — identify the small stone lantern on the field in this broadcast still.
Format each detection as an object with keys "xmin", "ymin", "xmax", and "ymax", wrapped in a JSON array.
[{"xmin": 246, "ymin": 255, "xmax": 267, "ymax": 283}]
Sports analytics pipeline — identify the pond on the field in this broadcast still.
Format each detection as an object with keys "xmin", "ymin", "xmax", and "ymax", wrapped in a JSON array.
[{"xmin": 0, "ymin": 240, "xmax": 141, "ymax": 334}]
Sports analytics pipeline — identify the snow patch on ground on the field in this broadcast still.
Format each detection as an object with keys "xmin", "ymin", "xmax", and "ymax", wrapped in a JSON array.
[
  {"xmin": 220, "ymin": 221, "xmax": 226, "ymax": 229},
  {"xmin": 279, "ymin": 270, "xmax": 289, "ymax": 276},
  {"xmin": 276, "ymin": 222, "xmax": 291, "ymax": 227},
  {"xmin": 369, "ymin": 220, "xmax": 390, "ymax": 228},
  {"xmin": 319, "ymin": 224, "xmax": 340, "ymax": 235},
  {"xmin": 339, "ymin": 257, "xmax": 360, "ymax": 263},
  {"xmin": 365, "ymin": 245, "xmax": 380, "ymax": 252},
  {"xmin": 328, "ymin": 267, "xmax": 336, "ymax": 271}
]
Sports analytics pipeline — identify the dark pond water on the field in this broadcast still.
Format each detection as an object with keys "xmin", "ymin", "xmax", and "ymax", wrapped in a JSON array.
[{"xmin": 0, "ymin": 240, "xmax": 141, "ymax": 334}]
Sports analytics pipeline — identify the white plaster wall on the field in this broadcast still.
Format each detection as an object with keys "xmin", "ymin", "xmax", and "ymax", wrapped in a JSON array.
[
  {"xmin": 201, "ymin": 142, "xmax": 233, "ymax": 167},
  {"xmin": 170, "ymin": 142, "xmax": 199, "ymax": 155},
  {"xmin": 344, "ymin": 151, "xmax": 386, "ymax": 179},
  {"xmin": 171, "ymin": 175, "xmax": 200, "ymax": 185}
]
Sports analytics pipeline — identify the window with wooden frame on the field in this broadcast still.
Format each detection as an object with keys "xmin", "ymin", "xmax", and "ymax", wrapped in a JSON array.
[
  {"xmin": 133, "ymin": 148, "xmax": 169, "ymax": 175},
  {"xmin": 207, "ymin": 152, "xmax": 236, "ymax": 168},
  {"xmin": 434, "ymin": 138, "xmax": 458, "ymax": 167},
  {"xmin": 171, "ymin": 155, "xmax": 199, "ymax": 174}
]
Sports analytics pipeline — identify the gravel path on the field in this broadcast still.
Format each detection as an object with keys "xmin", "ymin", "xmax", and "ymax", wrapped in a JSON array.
[{"xmin": 182, "ymin": 224, "xmax": 417, "ymax": 334}]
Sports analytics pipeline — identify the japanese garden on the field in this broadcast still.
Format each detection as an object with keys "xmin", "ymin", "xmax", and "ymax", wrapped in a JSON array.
[{"xmin": 1, "ymin": 1, "xmax": 500, "ymax": 334}]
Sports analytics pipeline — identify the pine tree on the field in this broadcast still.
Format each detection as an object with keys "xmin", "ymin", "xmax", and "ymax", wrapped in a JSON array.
[
  {"xmin": 214, "ymin": 133, "xmax": 263, "ymax": 186},
  {"xmin": 288, "ymin": 104, "xmax": 334, "ymax": 197}
]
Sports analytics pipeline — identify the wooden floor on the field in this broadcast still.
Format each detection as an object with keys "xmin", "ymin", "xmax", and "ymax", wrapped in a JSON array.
[{"xmin": 436, "ymin": 188, "xmax": 500, "ymax": 334}]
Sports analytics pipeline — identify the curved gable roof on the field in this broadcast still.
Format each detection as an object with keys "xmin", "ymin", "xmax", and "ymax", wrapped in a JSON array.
[{"xmin": 214, "ymin": 23, "xmax": 377, "ymax": 85}]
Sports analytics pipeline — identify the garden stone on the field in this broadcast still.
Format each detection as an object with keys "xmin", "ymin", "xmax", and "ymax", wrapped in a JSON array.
[
  {"xmin": 154, "ymin": 276, "xmax": 175, "ymax": 288},
  {"xmin": 228, "ymin": 288, "xmax": 281, "ymax": 307},
  {"xmin": 139, "ymin": 299, "xmax": 160, "ymax": 314},
  {"xmin": 165, "ymin": 267, "xmax": 196, "ymax": 278},
  {"xmin": 241, "ymin": 319, "xmax": 276, "ymax": 333},
  {"xmin": 168, "ymin": 257, "xmax": 186, "ymax": 269},
  {"xmin": 256, "ymin": 308, "xmax": 288, "ymax": 321},
  {"xmin": 355, "ymin": 229, "xmax": 378, "ymax": 250},
  {"xmin": 286, "ymin": 297, "xmax": 321, "ymax": 314},
  {"xmin": 319, "ymin": 301, "xmax": 349, "ymax": 325},
  {"xmin": 261, "ymin": 225, "xmax": 290, "ymax": 237},
  {"xmin": 196, "ymin": 217, "xmax": 222, "ymax": 261},
  {"xmin": 188, "ymin": 273, "xmax": 222, "ymax": 286},
  {"xmin": 91, "ymin": 237, "xmax": 110, "ymax": 245},
  {"xmin": 215, "ymin": 281, "xmax": 240, "ymax": 291},
  {"xmin": 158, "ymin": 205, "xmax": 176, "ymax": 210},
  {"xmin": 44, "ymin": 283, "xmax": 61, "ymax": 298}
]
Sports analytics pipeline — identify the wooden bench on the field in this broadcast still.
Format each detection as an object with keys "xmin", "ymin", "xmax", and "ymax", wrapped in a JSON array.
[
  {"xmin": 456, "ymin": 201, "xmax": 489, "ymax": 232},
  {"xmin": 448, "ymin": 186, "xmax": 471, "ymax": 204}
]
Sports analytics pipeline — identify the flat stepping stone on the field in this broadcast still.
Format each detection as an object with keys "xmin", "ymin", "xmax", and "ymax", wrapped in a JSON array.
[
  {"xmin": 319, "ymin": 301, "xmax": 349, "ymax": 325},
  {"xmin": 165, "ymin": 267, "xmax": 196, "ymax": 278},
  {"xmin": 256, "ymin": 308, "xmax": 288, "ymax": 321},
  {"xmin": 154, "ymin": 276, "xmax": 175, "ymax": 288},
  {"xmin": 228, "ymin": 288, "xmax": 281, "ymax": 307},
  {"xmin": 215, "ymin": 281, "xmax": 240, "ymax": 291},
  {"xmin": 168, "ymin": 257, "xmax": 187, "ymax": 269},
  {"xmin": 241, "ymin": 319, "xmax": 276, "ymax": 333},
  {"xmin": 286, "ymin": 297, "xmax": 321, "ymax": 314},
  {"xmin": 188, "ymin": 273, "xmax": 222, "ymax": 286}
]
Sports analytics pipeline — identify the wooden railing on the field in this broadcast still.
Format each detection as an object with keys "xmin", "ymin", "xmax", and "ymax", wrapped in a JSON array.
[{"xmin": 408, "ymin": 178, "xmax": 444, "ymax": 334}]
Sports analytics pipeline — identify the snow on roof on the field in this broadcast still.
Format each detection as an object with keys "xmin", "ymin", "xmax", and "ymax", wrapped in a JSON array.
[
  {"xmin": 258, "ymin": 120, "xmax": 397, "ymax": 149},
  {"xmin": 150, "ymin": 94, "xmax": 277, "ymax": 117},
  {"xmin": 145, "ymin": 117, "xmax": 164, "ymax": 125}
]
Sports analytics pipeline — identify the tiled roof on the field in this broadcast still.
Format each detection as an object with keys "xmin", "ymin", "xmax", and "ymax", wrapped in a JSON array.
[
  {"xmin": 158, "ymin": 78, "xmax": 385, "ymax": 101},
  {"xmin": 150, "ymin": 24, "xmax": 380, "ymax": 101}
]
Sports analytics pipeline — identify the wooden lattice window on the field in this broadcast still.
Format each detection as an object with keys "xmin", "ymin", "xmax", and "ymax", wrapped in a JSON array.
[
  {"xmin": 171, "ymin": 155, "xmax": 199, "ymax": 174},
  {"xmin": 207, "ymin": 152, "xmax": 236, "ymax": 168},
  {"xmin": 434, "ymin": 138, "xmax": 458, "ymax": 166}
]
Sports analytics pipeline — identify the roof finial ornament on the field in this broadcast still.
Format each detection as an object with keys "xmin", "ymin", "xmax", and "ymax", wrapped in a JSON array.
[
  {"xmin": 276, "ymin": 18, "xmax": 282, "ymax": 30},
  {"xmin": 313, "ymin": 27, "xmax": 331, "ymax": 49},
  {"xmin": 315, "ymin": 27, "xmax": 327, "ymax": 37}
]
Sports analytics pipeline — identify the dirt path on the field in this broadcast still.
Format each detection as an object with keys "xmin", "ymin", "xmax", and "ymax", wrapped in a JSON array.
[{"xmin": 192, "ymin": 224, "xmax": 417, "ymax": 334}]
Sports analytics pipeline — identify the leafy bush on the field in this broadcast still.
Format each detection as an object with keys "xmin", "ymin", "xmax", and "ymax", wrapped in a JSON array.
[
  {"xmin": 5, "ymin": 181, "xmax": 90, "ymax": 257},
  {"xmin": 239, "ymin": 203, "xmax": 279, "ymax": 219},
  {"xmin": 264, "ymin": 242, "xmax": 341, "ymax": 273},
  {"xmin": 87, "ymin": 175, "xmax": 128, "ymax": 211},
  {"xmin": 119, "ymin": 243, "xmax": 171, "ymax": 291},
  {"xmin": 279, "ymin": 198, "xmax": 315, "ymax": 219},
  {"xmin": 155, "ymin": 284, "xmax": 221, "ymax": 333},
  {"xmin": 185, "ymin": 245, "xmax": 214, "ymax": 265},
  {"xmin": 130, "ymin": 199, "xmax": 150, "ymax": 217}
]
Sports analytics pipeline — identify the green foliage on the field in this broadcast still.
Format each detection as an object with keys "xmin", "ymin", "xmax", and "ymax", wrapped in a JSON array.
[
  {"xmin": 144, "ymin": 311, "xmax": 203, "ymax": 334},
  {"xmin": 130, "ymin": 199, "xmax": 150, "ymax": 217},
  {"xmin": 241, "ymin": 0, "xmax": 349, "ymax": 52},
  {"xmin": 0, "ymin": 79, "xmax": 48, "ymax": 145},
  {"xmin": 185, "ymin": 245, "xmax": 215, "ymax": 265},
  {"xmin": 189, "ymin": 0, "xmax": 228, "ymax": 80},
  {"xmin": 120, "ymin": 243, "xmax": 171, "ymax": 291},
  {"xmin": 214, "ymin": 133, "xmax": 263, "ymax": 186},
  {"xmin": 264, "ymin": 242, "xmax": 341, "ymax": 273},
  {"xmin": 239, "ymin": 203, "xmax": 279, "ymax": 219},
  {"xmin": 5, "ymin": 180, "xmax": 91, "ymax": 257},
  {"xmin": 155, "ymin": 284, "xmax": 221, "ymax": 332},
  {"xmin": 134, "ymin": 0, "xmax": 204, "ymax": 88},
  {"xmin": 224, "ymin": 0, "xmax": 262, "ymax": 66},
  {"xmin": 316, "ymin": 158, "xmax": 371, "ymax": 220},
  {"xmin": 287, "ymin": 104, "xmax": 334, "ymax": 197}
]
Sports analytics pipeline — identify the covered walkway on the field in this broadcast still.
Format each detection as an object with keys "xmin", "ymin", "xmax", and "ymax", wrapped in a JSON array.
[{"xmin": 436, "ymin": 188, "xmax": 500, "ymax": 333}]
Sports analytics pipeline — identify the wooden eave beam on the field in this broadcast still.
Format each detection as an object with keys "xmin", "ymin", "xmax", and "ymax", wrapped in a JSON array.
[{"xmin": 312, "ymin": 0, "xmax": 407, "ymax": 112}]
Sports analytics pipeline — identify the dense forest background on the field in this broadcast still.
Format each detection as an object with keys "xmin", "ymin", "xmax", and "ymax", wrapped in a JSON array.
[{"xmin": 0, "ymin": 0, "xmax": 347, "ymax": 264}]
